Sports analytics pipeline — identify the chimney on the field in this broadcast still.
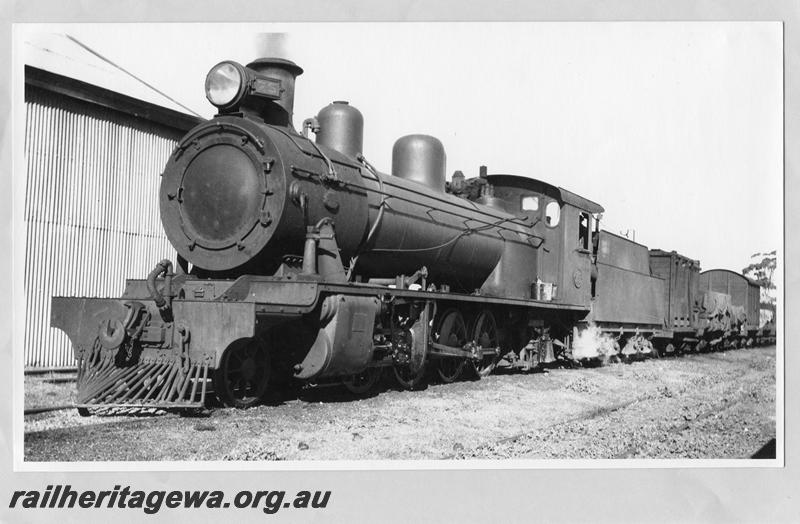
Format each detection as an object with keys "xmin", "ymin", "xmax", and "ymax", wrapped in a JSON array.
[{"xmin": 245, "ymin": 57, "xmax": 304, "ymax": 128}]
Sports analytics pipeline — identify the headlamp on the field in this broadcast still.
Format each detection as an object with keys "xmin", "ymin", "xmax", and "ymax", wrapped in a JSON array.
[
  {"xmin": 205, "ymin": 61, "xmax": 247, "ymax": 109},
  {"xmin": 205, "ymin": 60, "xmax": 283, "ymax": 111}
]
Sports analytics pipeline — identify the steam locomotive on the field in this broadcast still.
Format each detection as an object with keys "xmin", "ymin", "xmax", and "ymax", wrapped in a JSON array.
[{"xmin": 50, "ymin": 57, "xmax": 771, "ymax": 412}]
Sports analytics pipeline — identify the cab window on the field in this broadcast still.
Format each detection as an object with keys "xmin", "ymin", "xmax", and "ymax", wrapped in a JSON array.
[
  {"xmin": 521, "ymin": 195, "xmax": 539, "ymax": 212},
  {"xmin": 545, "ymin": 201, "xmax": 560, "ymax": 227},
  {"xmin": 578, "ymin": 212, "xmax": 590, "ymax": 249}
]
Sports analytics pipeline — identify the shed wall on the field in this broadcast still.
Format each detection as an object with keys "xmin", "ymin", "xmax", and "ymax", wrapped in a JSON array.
[{"xmin": 24, "ymin": 86, "xmax": 184, "ymax": 368}]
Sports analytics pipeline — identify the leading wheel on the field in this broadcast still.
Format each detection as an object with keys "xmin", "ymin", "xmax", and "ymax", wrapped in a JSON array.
[
  {"xmin": 343, "ymin": 367, "xmax": 383, "ymax": 395},
  {"xmin": 435, "ymin": 308, "xmax": 468, "ymax": 383},
  {"xmin": 213, "ymin": 337, "xmax": 270, "ymax": 408},
  {"xmin": 470, "ymin": 309, "xmax": 500, "ymax": 378}
]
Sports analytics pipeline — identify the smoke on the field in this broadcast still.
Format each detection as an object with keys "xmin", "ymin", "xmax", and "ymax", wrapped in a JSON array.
[
  {"xmin": 572, "ymin": 323, "xmax": 619, "ymax": 360},
  {"xmin": 253, "ymin": 33, "xmax": 290, "ymax": 59}
]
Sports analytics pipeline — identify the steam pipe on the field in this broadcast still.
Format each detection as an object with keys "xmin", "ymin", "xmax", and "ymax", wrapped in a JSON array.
[{"xmin": 147, "ymin": 259, "xmax": 173, "ymax": 311}]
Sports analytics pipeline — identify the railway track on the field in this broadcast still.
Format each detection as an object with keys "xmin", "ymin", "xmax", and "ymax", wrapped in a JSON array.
[
  {"xmin": 443, "ymin": 348, "xmax": 775, "ymax": 461},
  {"xmin": 612, "ymin": 395, "xmax": 744, "ymax": 459},
  {"xmin": 25, "ymin": 346, "xmax": 775, "ymax": 461},
  {"xmin": 440, "ymin": 395, "xmax": 647, "ymax": 460}
]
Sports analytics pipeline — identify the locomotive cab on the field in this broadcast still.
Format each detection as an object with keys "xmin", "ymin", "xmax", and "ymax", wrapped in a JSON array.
[{"xmin": 482, "ymin": 175, "xmax": 603, "ymax": 308}]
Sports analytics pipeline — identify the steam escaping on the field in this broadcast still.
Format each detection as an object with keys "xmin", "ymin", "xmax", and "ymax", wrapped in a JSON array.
[
  {"xmin": 621, "ymin": 334, "xmax": 653, "ymax": 356},
  {"xmin": 572, "ymin": 323, "xmax": 619, "ymax": 360},
  {"xmin": 254, "ymin": 33, "xmax": 290, "ymax": 59}
]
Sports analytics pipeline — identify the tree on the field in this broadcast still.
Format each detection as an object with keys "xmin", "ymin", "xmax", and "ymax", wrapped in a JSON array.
[{"xmin": 742, "ymin": 250, "xmax": 777, "ymax": 320}]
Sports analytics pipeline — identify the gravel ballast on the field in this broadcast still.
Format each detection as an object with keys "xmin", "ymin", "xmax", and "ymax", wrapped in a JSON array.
[{"xmin": 24, "ymin": 346, "xmax": 777, "ymax": 462}]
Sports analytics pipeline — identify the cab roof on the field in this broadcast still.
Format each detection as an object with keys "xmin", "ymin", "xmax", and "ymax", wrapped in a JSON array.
[{"xmin": 486, "ymin": 174, "xmax": 605, "ymax": 214}]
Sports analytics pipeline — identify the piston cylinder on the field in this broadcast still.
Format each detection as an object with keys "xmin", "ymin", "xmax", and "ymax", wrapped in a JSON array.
[{"xmin": 391, "ymin": 134, "xmax": 446, "ymax": 192}]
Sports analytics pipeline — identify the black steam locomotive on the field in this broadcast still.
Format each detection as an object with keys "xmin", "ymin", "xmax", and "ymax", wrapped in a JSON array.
[{"xmin": 51, "ymin": 57, "xmax": 771, "ymax": 412}]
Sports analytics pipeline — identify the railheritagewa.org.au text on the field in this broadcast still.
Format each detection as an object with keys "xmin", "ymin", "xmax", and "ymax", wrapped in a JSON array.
[{"xmin": 9, "ymin": 485, "xmax": 331, "ymax": 515}]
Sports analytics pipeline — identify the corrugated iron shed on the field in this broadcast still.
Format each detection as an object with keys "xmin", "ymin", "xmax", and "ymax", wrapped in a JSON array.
[
  {"xmin": 23, "ymin": 33, "xmax": 205, "ymax": 369},
  {"xmin": 24, "ymin": 33, "xmax": 203, "ymax": 118}
]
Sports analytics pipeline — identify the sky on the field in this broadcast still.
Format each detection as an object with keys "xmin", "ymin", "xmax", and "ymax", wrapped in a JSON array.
[{"xmin": 21, "ymin": 22, "xmax": 783, "ymax": 273}]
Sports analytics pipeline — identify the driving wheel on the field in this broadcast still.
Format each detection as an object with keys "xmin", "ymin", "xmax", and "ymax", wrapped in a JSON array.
[
  {"xmin": 471, "ymin": 309, "xmax": 500, "ymax": 378},
  {"xmin": 435, "ymin": 308, "xmax": 468, "ymax": 383}
]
